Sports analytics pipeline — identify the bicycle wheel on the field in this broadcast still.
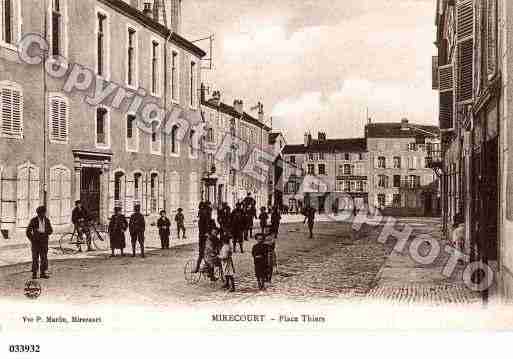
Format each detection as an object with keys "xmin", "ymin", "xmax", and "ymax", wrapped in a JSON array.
[
  {"xmin": 92, "ymin": 230, "xmax": 109, "ymax": 251},
  {"xmin": 59, "ymin": 233, "xmax": 81, "ymax": 255},
  {"xmin": 184, "ymin": 260, "xmax": 201, "ymax": 285}
]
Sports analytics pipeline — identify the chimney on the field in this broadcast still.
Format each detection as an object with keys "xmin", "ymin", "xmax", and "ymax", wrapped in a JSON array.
[
  {"xmin": 164, "ymin": 0, "xmax": 182, "ymax": 33},
  {"xmin": 304, "ymin": 132, "xmax": 309, "ymax": 147},
  {"xmin": 208, "ymin": 90, "xmax": 221, "ymax": 106},
  {"xmin": 368, "ymin": 117, "xmax": 372, "ymax": 125},
  {"xmin": 318, "ymin": 132, "xmax": 326, "ymax": 142},
  {"xmin": 234, "ymin": 100, "xmax": 243, "ymax": 115},
  {"xmin": 258, "ymin": 103, "xmax": 264, "ymax": 123},
  {"xmin": 143, "ymin": 2, "xmax": 153, "ymax": 17},
  {"xmin": 308, "ymin": 132, "xmax": 312, "ymax": 145},
  {"xmin": 401, "ymin": 118, "xmax": 409, "ymax": 130}
]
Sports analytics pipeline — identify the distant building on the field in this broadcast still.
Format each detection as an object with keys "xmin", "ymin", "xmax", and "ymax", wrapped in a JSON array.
[
  {"xmin": 268, "ymin": 132, "xmax": 287, "ymax": 209},
  {"xmin": 282, "ymin": 132, "xmax": 369, "ymax": 214},
  {"xmin": 281, "ymin": 120, "xmax": 441, "ymax": 217},
  {"xmin": 366, "ymin": 119, "xmax": 441, "ymax": 217}
]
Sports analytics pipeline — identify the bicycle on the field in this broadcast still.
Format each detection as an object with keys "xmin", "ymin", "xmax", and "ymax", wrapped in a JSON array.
[
  {"xmin": 184, "ymin": 259, "xmax": 224, "ymax": 287},
  {"xmin": 59, "ymin": 222, "xmax": 109, "ymax": 254}
]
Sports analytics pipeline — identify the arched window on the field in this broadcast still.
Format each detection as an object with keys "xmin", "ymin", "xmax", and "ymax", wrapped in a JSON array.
[
  {"xmin": 0, "ymin": 81, "xmax": 23, "ymax": 139},
  {"xmin": 171, "ymin": 124, "xmax": 179, "ymax": 154}
]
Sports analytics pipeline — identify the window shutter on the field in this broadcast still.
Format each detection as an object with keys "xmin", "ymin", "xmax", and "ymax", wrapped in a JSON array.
[
  {"xmin": 456, "ymin": 0, "xmax": 474, "ymax": 103},
  {"xmin": 487, "ymin": 0, "xmax": 497, "ymax": 76},
  {"xmin": 1, "ymin": 85, "xmax": 23, "ymax": 137},
  {"xmin": 142, "ymin": 173, "xmax": 149, "ymax": 215},
  {"xmin": 49, "ymin": 96, "xmax": 68, "ymax": 142},
  {"xmin": 432, "ymin": 56, "xmax": 439, "ymax": 90},
  {"xmin": 438, "ymin": 64, "xmax": 454, "ymax": 131},
  {"xmin": 158, "ymin": 175, "xmax": 164, "ymax": 212},
  {"xmin": 108, "ymin": 172, "xmax": 115, "ymax": 218},
  {"xmin": 126, "ymin": 176, "xmax": 134, "ymax": 216},
  {"xmin": 16, "ymin": 165, "xmax": 29, "ymax": 227},
  {"xmin": 61, "ymin": 168, "xmax": 71, "ymax": 224},
  {"xmin": 49, "ymin": 168, "xmax": 60, "ymax": 224}
]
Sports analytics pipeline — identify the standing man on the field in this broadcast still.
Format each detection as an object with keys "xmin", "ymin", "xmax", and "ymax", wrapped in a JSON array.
[
  {"xmin": 157, "ymin": 210, "xmax": 171, "ymax": 249},
  {"xmin": 26, "ymin": 206, "xmax": 53, "ymax": 279},
  {"xmin": 231, "ymin": 203, "xmax": 245, "ymax": 253},
  {"xmin": 303, "ymin": 205, "xmax": 316, "ymax": 239},
  {"xmin": 193, "ymin": 202, "xmax": 212, "ymax": 272},
  {"xmin": 129, "ymin": 204, "xmax": 146, "ymax": 258},
  {"xmin": 242, "ymin": 193, "xmax": 257, "ymax": 238},
  {"xmin": 270, "ymin": 206, "xmax": 282, "ymax": 239},
  {"xmin": 71, "ymin": 200, "xmax": 92, "ymax": 252},
  {"xmin": 175, "ymin": 208, "xmax": 186, "ymax": 240}
]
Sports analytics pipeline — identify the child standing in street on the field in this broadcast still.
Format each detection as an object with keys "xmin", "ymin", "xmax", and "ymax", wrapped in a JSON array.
[
  {"xmin": 175, "ymin": 208, "xmax": 186, "ymax": 240},
  {"xmin": 157, "ymin": 210, "xmax": 171, "ymax": 249},
  {"xmin": 219, "ymin": 234, "xmax": 236, "ymax": 292},
  {"xmin": 252, "ymin": 233, "xmax": 269, "ymax": 290}
]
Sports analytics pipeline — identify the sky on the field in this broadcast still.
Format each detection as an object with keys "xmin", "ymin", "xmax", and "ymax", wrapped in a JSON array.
[{"xmin": 181, "ymin": 0, "xmax": 438, "ymax": 144}]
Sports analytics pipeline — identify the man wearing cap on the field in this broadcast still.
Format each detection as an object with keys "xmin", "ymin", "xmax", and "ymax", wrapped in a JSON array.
[
  {"xmin": 26, "ymin": 206, "xmax": 53, "ymax": 279},
  {"xmin": 129, "ymin": 204, "xmax": 146, "ymax": 258}
]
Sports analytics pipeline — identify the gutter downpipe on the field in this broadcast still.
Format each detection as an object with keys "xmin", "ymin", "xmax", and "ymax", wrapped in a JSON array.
[
  {"xmin": 42, "ymin": 0, "xmax": 48, "ymax": 207},
  {"xmin": 163, "ymin": 30, "xmax": 173, "ymax": 212}
]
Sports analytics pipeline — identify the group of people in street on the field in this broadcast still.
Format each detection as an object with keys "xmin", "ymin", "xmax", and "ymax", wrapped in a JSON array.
[
  {"xmin": 193, "ymin": 193, "xmax": 283, "ymax": 291},
  {"xmin": 25, "ymin": 192, "xmax": 314, "ymax": 289}
]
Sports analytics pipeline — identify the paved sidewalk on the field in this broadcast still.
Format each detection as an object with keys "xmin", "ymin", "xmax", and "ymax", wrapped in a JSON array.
[
  {"xmin": 366, "ymin": 218, "xmax": 483, "ymax": 305},
  {"xmin": 0, "ymin": 224, "xmax": 200, "ymax": 267}
]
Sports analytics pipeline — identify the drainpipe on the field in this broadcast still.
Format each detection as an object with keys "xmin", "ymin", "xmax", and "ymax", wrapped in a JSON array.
[
  {"xmin": 42, "ymin": 0, "xmax": 48, "ymax": 207},
  {"xmin": 163, "ymin": 29, "xmax": 173, "ymax": 212}
]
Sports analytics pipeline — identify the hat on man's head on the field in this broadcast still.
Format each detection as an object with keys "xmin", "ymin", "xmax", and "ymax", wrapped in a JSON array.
[
  {"xmin": 36, "ymin": 206, "xmax": 47, "ymax": 215},
  {"xmin": 75, "ymin": 200, "xmax": 81, "ymax": 205},
  {"xmin": 255, "ymin": 233, "xmax": 266, "ymax": 242}
]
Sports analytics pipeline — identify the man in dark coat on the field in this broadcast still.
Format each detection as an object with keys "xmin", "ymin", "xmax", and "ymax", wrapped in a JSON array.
[
  {"xmin": 270, "ymin": 206, "xmax": 282, "ymax": 238},
  {"xmin": 193, "ymin": 208, "xmax": 215, "ymax": 273},
  {"xmin": 108, "ymin": 206, "xmax": 127, "ymax": 257},
  {"xmin": 157, "ymin": 210, "xmax": 171, "ymax": 249},
  {"xmin": 26, "ymin": 206, "xmax": 53, "ymax": 279},
  {"xmin": 129, "ymin": 204, "xmax": 146, "ymax": 257},
  {"xmin": 252, "ymin": 233, "xmax": 269, "ymax": 290},
  {"xmin": 218, "ymin": 202, "xmax": 231, "ymax": 235},
  {"xmin": 231, "ymin": 203, "xmax": 245, "ymax": 253},
  {"xmin": 303, "ymin": 205, "xmax": 316, "ymax": 239}
]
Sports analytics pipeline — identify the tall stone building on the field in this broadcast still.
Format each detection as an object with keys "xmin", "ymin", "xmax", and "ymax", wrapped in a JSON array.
[
  {"xmin": 433, "ymin": 0, "xmax": 513, "ymax": 300},
  {"xmin": 201, "ymin": 88, "xmax": 272, "ymax": 211},
  {"xmin": 366, "ymin": 119, "xmax": 441, "ymax": 217},
  {"xmin": 0, "ymin": 0, "xmax": 206, "ymax": 239}
]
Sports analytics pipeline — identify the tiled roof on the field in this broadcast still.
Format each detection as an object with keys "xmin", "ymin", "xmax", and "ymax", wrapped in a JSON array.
[
  {"xmin": 365, "ymin": 122, "xmax": 440, "ymax": 138},
  {"xmin": 283, "ymin": 138, "xmax": 367, "ymax": 154},
  {"xmin": 201, "ymin": 100, "xmax": 271, "ymax": 131}
]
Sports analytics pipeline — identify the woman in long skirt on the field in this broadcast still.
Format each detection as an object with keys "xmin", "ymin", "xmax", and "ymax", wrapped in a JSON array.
[{"xmin": 108, "ymin": 207, "xmax": 128, "ymax": 257}]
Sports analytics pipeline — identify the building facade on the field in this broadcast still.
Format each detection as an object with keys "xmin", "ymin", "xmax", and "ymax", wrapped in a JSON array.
[
  {"xmin": 0, "ymin": 0, "xmax": 206, "ymax": 238},
  {"xmin": 201, "ymin": 89, "xmax": 272, "ymax": 211},
  {"xmin": 282, "ymin": 133, "xmax": 369, "ymax": 214},
  {"xmin": 281, "ymin": 121, "xmax": 441, "ymax": 217},
  {"xmin": 433, "ymin": 0, "xmax": 513, "ymax": 300},
  {"xmin": 366, "ymin": 120, "xmax": 441, "ymax": 217}
]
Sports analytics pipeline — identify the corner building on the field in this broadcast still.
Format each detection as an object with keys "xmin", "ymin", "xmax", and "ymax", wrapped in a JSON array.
[{"xmin": 0, "ymin": 0, "xmax": 206, "ymax": 237}]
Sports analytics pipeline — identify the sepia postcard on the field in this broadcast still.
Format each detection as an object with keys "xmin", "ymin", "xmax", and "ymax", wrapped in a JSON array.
[{"xmin": 1, "ymin": 0, "xmax": 513, "ymax": 356}]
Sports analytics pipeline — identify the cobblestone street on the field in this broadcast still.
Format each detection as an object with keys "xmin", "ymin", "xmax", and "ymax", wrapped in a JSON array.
[
  {"xmin": 0, "ymin": 218, "xmax": 483, "ymax": 307},
  {"xmin": 0, "ymin": 221, "xmax": 388, "ymax": 306}
]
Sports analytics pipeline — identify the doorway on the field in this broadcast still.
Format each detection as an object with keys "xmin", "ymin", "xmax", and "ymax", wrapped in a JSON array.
[{"xmin": 81, "ymin": 168, "xmax": 101, "ymax": 223}]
